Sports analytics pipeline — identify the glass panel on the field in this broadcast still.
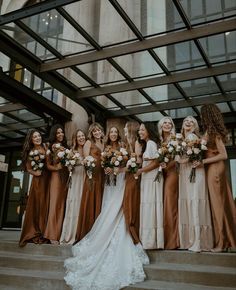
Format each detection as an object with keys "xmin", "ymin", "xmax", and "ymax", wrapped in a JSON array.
[
  {"xmin": 111, "ymin": 91, "xmax": 149, "ymax": 107},
  {"xmin": 217, "ymin": 73, "xmax": 236, "ymax": 91},
  {"xmin": 215, "ymin": 102, "xmax": 231, "ymax": 113},
  {"xmin": 143, "ymin": 84, "xmax": 183, "ymax": 102},
  {"xmin": 136, "ymin": 111, "xmax": 164, "ymax": 122},
  {"xmin": 0, "ymin": 52, "xmax": 11, "ymax": 72},
  {"xmin": 230, "ymin": 159, "xmax": 236, "ymax": 199},
  {"xmin": 180, "ymin": 0, "xmax": 236, "ymax": 25},
  {"xmin": 21, "ymin": 9, "xmax": 92, "ymax": 56},
  {"xmin": 77, "ymin": 60, "xmax": 125, "ymax": 84},
  {"xmin": 113, "ymin": 51, "xmax": 163, "ymax": 78},
  {"xmin": 93, "ymin": 96, "xmax": 119, "ymax": 110},
  {"xmin": 56, "ymin": 68, "xmax": 90, "ymax": 88},
  {"xmin": 179, "ymin": 77, "xmax": 220, "ymax": 97},
  {"xmin": 10, "ymin": 110, "xmax": 41, "ymax": 121},
  {"xmin": 167, "ymin": 107, "xmax": 197, "ymax": 119},
  {"xmin": 0, "ymin": 113, "xmax": 18, "ymax": 124},
  {"xmin": 155, "ymin": 40, "xmax": 205, "ymax": 72},
  {"xmin": 116, "ymin": 0, "xmax": 186, "ymax": 36},
  {"xmin": 231, "ymin": 100, "xmax": 236, "ymax": 110},
  {"xmin": 0, "ymin": 97, "xmax": 10, "ymax": 104},
  {"xmin": 2, "ymin": 27, "xmax": 53, "ymax": 60},
  {"xmin": 199, "ymin": 32, "xmax": 236, "ymax": 63},
  {"xmin": 63, "ymin": 0, "xmax": 137, "ymax": 46}
]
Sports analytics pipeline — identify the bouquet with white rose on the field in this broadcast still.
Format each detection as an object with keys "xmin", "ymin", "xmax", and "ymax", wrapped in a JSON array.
[
  {"xmin": 51, "ymin": 143, "xmax": 68, "ymax": 165},
  {"xmin": 154, "ymin": 143, "xmax": 172, "ymax": 182},
  {"xmin": 83, "ymin": 155, "xmax": 96, "ymax": 180},
  {"xmin": 65, "ymin": 150, "xmax": 83, "ymax": 187},
  {"xmin": 184, "ymin": 138, "xmax": 208, "ymax": 182},
  {"xmin": 28, "ymin": 149, "xmax": 45, "ymax": 171},
  {"xmin": 126, "ymin": 153, "xmax": 139, "ymax": 180}
]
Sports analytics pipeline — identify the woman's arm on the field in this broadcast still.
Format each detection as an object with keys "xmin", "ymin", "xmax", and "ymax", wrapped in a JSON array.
[
  {"xmin": 203, "ymin": 136, "xmax": 227, "ymax": 165},
  {"xmin": 83, "ymin": 140, "xmax": 92, "ymax": 157},
  {"xmin": 135, "ymin": 159, "xmax": 158, "ymax": 176},
  {"xmin": 46, "ymin": 155, "xmax": 62, "ymax": 171},
  {"xmin": 26, "ymin": 161, "xmax": 42, "ymax": 176}
]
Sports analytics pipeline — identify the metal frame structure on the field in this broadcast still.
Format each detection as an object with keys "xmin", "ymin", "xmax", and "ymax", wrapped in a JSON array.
[{"xmin": 0, "ymin": 0, "xmax": 235, "ymax": 148}]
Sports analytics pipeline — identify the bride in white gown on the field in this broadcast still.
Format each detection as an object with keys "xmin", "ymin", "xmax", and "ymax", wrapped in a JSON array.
[{"xmin": 64, "ymin": 126, "xmax": 149, "ymax": 290}]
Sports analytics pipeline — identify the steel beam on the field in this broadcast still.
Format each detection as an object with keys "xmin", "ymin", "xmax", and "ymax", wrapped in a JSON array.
[
  {"xmin": 106, "ymin": 92, "xmax": 236, "ymax": 117},
  {"xmin": 0, "ymin": 103, "xmax": 26, "ymax": 113},
  {"xmin": 74, "ymin": 63, "xmax": 236, "ymax": 99},
  {"xmin": 40, "ymin": 19, "xmax": 236, "ymax": 72},
  {"xmin": 0, "ymin": 68, "xmax": 72, "ymax": 122},
  {"xmin": 0, "ymin": 120, "xmax": 46, "ymax": 133},
  {"xmin": 0, "ymin": 0, "xmax": 80, "ymax": 26}
]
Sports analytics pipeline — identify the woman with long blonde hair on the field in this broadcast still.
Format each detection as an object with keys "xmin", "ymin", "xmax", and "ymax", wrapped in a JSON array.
[
  {"xmin": 158, "ymin": 117, "xmax": 179, "ymax": 249},
  {"xmin": 200, "ymin": 104, "xmax": 236, "ymax": 251},
  {"xmin": 178, "ymin": 116, "xmax": 213, "ymax": 252},
  {"xmin": 75, "ymin": 123, "xmax": 105, "ymax": 243}
]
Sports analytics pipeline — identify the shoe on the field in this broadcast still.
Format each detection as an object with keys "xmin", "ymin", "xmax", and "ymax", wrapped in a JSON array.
[{"xmin": 211, "ymin": 247, "xmax": 223, "ymax": 253}]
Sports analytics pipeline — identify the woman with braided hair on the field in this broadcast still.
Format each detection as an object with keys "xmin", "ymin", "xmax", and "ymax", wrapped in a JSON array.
[{"xmin": 198, "ymin": 104, "xmax": 236, "ymax": 252}]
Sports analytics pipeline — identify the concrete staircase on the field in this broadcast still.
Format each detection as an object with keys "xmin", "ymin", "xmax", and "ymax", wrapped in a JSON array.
[{"xmin": 0, "ymin": 240, "xmax": 235, "ymax": 290}]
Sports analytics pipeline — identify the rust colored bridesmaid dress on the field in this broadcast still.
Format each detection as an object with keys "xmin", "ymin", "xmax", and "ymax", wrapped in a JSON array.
[
  {"xmin": 163, "ymin": 161, "xmax": 179, "ymax": 249},
  {"xmin": 75, "ymin": 142, "xmax": 105, "ymax": 242},
  {"xmin": 44, "ymin": 154, "xmax": 69, "ymax": 243},
  {"xmin": 123, "ymin": 172, "xmax": 141, "ymax": 244},
  {"xmin": 205, "ymin": 138, "xmax": 236, "ymax": 250},
  {"xmin": 19, "ymin": 151, "xmax": 50, "ymax": 247}
]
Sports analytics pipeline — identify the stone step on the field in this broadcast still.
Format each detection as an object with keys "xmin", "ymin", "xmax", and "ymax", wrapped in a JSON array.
[
  {"xmin": 147, "ymin": 250, "xmax": 236, "ymax": 268},
  {"xmin": 124, "ymin": 280, "xmax": 236, "ymax": 290},
  {"xmin": 0, "ymin": 251, "xmax": 65, "ymax": 272},
  {"xmin": 0, "ymin": 267, "xmax": 69, "ymax": 290},
  {"xmin": 0, "ymin": 241, "xmax": 72, "ymax": 257},
  {"xmin": 144, "ymin": 263, "xmax": 236, "ymax": 288}
]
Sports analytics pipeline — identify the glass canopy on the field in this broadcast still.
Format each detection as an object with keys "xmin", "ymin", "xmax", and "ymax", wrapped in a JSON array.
[{"xmin": 0, "ymin": 0, "xmax": 235, "ymax": 147}]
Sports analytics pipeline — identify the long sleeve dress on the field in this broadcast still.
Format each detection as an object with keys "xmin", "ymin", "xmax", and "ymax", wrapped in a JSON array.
[{"xmin": 64, "ymin": 169, "xmax": 149, "ymax": 290}]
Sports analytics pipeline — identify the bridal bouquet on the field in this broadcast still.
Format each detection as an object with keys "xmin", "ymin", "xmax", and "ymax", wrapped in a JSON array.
[
  {"xmin": 184, "ymin": 138, "xmax": 207, "ymax": 182},
  {"xmin": 154, "ymin": 143, "xmax": 172, "ymax": 182},
  {"xmin": 28, "ymin": 149, "xmax": 45, "ymax": 171},
  {"xmin": 126, "ymin": 153, "xmax": 139, "ymax": 179},
  {"xmin": 101, "ymin": 146, "xmax": 128, "ymax": 185}
]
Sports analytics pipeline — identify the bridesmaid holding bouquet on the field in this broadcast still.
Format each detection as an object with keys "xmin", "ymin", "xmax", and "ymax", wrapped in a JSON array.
[
  {"xmin": 44, "ymin": 124, "xmax": 69, "ymax": 244},
  {"xmin": 75, "ymin": 123, "xmax": 105, "ymax": 243},
  {"xmin": 158, "ymin": 117, "xmax": 179, "ymax": 249},
  {"xmin": 19, "ymin": 130, "xmax": 49, "ymax": 247}
]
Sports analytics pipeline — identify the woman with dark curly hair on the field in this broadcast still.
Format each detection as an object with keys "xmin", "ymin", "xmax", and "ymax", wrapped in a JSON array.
[
  {"xmin": 44, "ymin": 124, "xmax": 69, "ymax": 244},
  {"xmin": 19, "ymin": 130, "xmax": 50, "ymax": 247},
  {"xmin": 199, "ymin": 104, "xmax": 236, "ymax": 251},
  {"xmin": 135, "ymin": 122, "xmax": 163, "ymax": 249}
]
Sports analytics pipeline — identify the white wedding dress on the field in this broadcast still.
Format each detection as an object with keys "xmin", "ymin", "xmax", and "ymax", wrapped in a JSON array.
[{"xmin": 64, "ymin": 172, "xmax": 149, "ymax": 290}]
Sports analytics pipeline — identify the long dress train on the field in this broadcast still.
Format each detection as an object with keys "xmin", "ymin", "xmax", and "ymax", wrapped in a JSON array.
[{"xmin": 64, "ymin": 172, "xmax": 149, "ymax": 290}]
